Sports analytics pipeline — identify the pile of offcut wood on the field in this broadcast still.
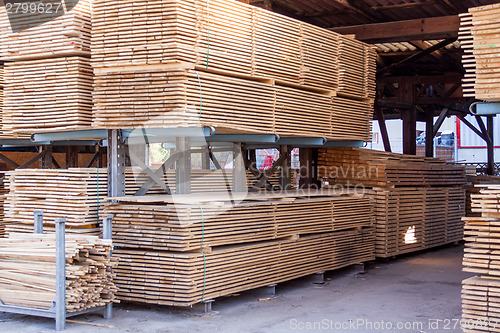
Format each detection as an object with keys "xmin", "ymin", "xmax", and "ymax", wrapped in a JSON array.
[
  {"xmin": 318, "ymin": 148, "xmax": 466, "ymax": 258},
  {"xmin": 91, "ymin": 0, "xmax": 376, "ymax": 140},
  {"xmin": 462, "ymin": 184, "xmax": 500, "ymax": 331},
  {"xmin": 460, "ymin": 3, "xmax": 500, "ymax": 101},
  {"xmin": 0, "ymin": 0, "xmax": 93, "ymax": 134},
  {"xmin": 0, "ymin": 233, "xmax": 117, "ymax": 311},
  {"xmin": 106, "ymin": 191, "xmax": 375, "ymax": 306}
]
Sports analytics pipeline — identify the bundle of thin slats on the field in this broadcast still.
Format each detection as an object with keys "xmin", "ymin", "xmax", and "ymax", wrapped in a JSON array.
[
  {"xmin": 125, "ymin": 168, "xmax": 297, "ymax": 195},
  {"xmin": 317, "ymin": 148, "xmax": 467, "ymax": 188},
  {"xmin": 0, "ymin": 233, "xmax": 117, "ymax": 311},
  {"xmin": 0, "ymin": 178, "xmax": 6, "ymax": 237},
  {"xmin": 93, "ymin": 66, "xmax": 373, "ymax": 140},
  {"xmin": 105, "ymin": 195, "xmax": 372, "ymax": 251},
  {"xmin": 462, "ymin": 184, "xmax": 500, "ymax": 331},
  {"xmin": 462, "ymin": 276, "xmax": 500, "ymax": 333},
  {"xmin": 460, "ymin": 3, "xmax": 500, "ymax": 101},
  {"xmin": 465, "ymin": 175, "xmax": 500, "ymax": 217},
  {"xmin": 4, "ymin": 168, "xmax": 108, "ymax": 235},
  {"xmin": 373, "ymin": 187, "xmax": 465, "ymax": 258},
  {"xmin": 91, "ymin": 0, "xmax": 376, "ymax": 98},
  {"xmin": 0, "ymin": 0, "xmax": 91, "ymax": 61},
  {"xmin": 3, "ymin": 57, "xmax": 93, "ymax": 134},
  {"xmin": 114, "ymin": 228, "xmax": 374, "ymax": 307},
  {"xmin": 459, "ymin": 12, "xmax": 477, "ymax": 99}
]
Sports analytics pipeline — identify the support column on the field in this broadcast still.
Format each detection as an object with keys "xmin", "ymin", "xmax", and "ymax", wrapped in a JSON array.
[
  {"xmin": 66, "ymin": 146, "xmax": 79, "ymax": 168},
  {"xmin": 487, "ymin": 116, "xmax": 495, "ymax": 175},
  {"xmin": 375, "ymin": 107, "xmax": 392, "ymax": 153},
  {"xmin": 107, "ymin": 130, "xmax": 126, "ymax": 198},
  {"xmin": 402, "ymin": 107, "xmax": 417, "ymax": 155},
  {"xmin": 425, "ymin": 110, "xmax": 434, "ymax": 157},
  {"xmin": 176, "ymin": 137, "xmax": 191, "ymax": 194},
  {"xmin": 233, "ymin": 143, "xmax": 247, "ymax": 193},
  {"xmin": 201, "ymin": 151, "xmax": 211, "ymax": 169},
  {"xmin": 39, "ymin": 146, "xmax": 53, "ymax": 169},
  {"xmin": 55, "ymin": 218, "xmax": 66, "ymax": 331},
  {"xmin": 279, "ymin": 145, "xmax": 291, "ymax": 191},
  {"xmin": 299, "ymin": 148, "xmax": 319, "ymax": 189}
]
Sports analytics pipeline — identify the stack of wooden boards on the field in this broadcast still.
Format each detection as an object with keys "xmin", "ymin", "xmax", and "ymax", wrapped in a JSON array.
[
  {"xmin": 317, "ymin": 148, "xmax": 467, "ymax": 258},
  {"xmin": 105, "ymin": 191, "xmax": 375, "ymax": 306},
  {"xmin": 4, "ymin": 168, "xmax": 108, "ymax": 235},
  {"xmin": 0, "ymin": 0, "xmax": 92, "ymax": 134},
  {"xmin": 462, "ymin": 184, "xmax": 500, "ymax": 332},
  {"xmin": 465, "ymin": 174, "xmax": 500, "ymax": 217},
  {"xmin": 460, "ymin": 3, "xmax": 500, "ymax": 101},
  {"xmin": 2, "ymin": 167, "xmax": 297, "ymax": 236},
  {"xmin": 0, "ymin": 176, "xmax": 7, "ymax": 238},
  {"xmin": 0, "ymin": 233, "xmax": 117, "ymax": 311},
  {"xmin": 91, "ymin": 0, "xmax": 375, "ymax": 140}
]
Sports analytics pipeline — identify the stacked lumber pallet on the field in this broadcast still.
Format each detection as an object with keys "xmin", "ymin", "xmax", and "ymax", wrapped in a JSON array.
[
  {"xmin": 0, "ymin": 0, "xmax": 93, "ymax": 134},
  {"xmin": 462, "ymin": 276, "xmax": 500, "ymax": 333},
  {"xmin": 318, "ymin": 148, "xmax": 466, "ymax": 258},
  {"xmin": 105, "ymin": 195, "xmax": 371, "ymax": 251},
  {"xmin": 3, "ymin": 57, "xmax": 93, "ymax": 133},
  {"xmin": 318, "ymin": 148, "xmax": 466, "ymax": 187},
  {"xmin": 373, "ymin": 187, "xmax": 465, "ymax": 258},
  {"xmin": 92, "ymin": 66, "xmax": 373, "ymax": 141},
  {"xmin": 462, "ymin": 184, "xmax": 500, "ymax": 331},
  {"xmin": 4, "ymin": 169, "xmax": 107, "ymax": 235},
  {"xmin": 465, "ymin": 175, "xmax": 500, "ymax": 217},
  {"xmin": 107, "ymin": 191, "xmax": 375, "ymax": 306},
  {"xmin": 0, "ymin": 233, "xmax": 117, "ymax": 311},
  {"xmin": 91, "ymin": 0, "xmax": 375, "ymax": 139},
  {"xmin": 460, "ymin": 3, "xmax": 500, "ymax": 101}
]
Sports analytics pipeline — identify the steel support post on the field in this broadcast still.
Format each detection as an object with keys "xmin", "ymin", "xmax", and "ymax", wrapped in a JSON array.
[
  {"xmin": 34, "ymin": 211, "xmax": 43, "ymax": 234},
  {"xmin": 176, "ymin": 137, "xmax": 191, "ymax": 194},
  {"xmin": 102, "ymin": 214, "xmax": 113, "ymax": 319},
  {"xmin": 107, "ymin": 130, "xmax": 126, "ymax": 198},
  {"xmin": 55, "ymin": 218, "xmax": 66, "ymax": 331},
  {"xmin": 487, "ymin": 116, "xmax": 495, "ymax": 175},
  {"xmin": 232, "ymin": 143, "xmax": 247, "ymax": 193},
  {"xmin": 279, "ymin": 145, "xmax": 291, "ymax": 191}
]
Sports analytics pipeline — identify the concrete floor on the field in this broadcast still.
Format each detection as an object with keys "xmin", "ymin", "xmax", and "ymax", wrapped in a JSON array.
[{"xmin": 0, "ymin": 244, "xmax": 471, "ymax": 333}]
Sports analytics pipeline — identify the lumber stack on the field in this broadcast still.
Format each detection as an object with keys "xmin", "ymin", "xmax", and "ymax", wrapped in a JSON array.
[
  {"xmin": 465, "ymin": 175, "xmax": 500, "ymax": 217},
  {"xmin": 3, "ymin": 57, "xmax": 93, "ymax": 133},
  {"xmin": 0, "ymin": 233, "xmax": 117, "ymax": 311},
  {"xmin": 0, "ymin": 0, "xmax": 93, "ymax": 134},
  {"xmin": 460, "ymin": 3, "xmax": 500, "ymax": 101},
  {"xmin": 462, "ymin": 276, "xmax": 500, "ymax": 333},
  {"xmin": 318, "ymin": 148, "xmax": 467, "ymax": 258},
  {"xmin": 462, "ymin": 184, "xmax": 500, "ymax": 330},
  {"xmin": 4, "ymin": 169, "xmax": 107, "ymax": 235},
  {"xmin": 373, "ymin": 187, "xmax": 465, "ymax": 258},
  {"xmin": 92, "ymin": 66, "xmax": 373, "ymax": 141},
  {"xmin": 105, "ymin": 195, "xmax": 371, "ymax": 251},
  {"xmin": 91, "ymin": 0, "xmax": 375, "ymax": 139},
  {"xmin": 107, "ymin": 191, "xmax": 375, "ymax": 306}
]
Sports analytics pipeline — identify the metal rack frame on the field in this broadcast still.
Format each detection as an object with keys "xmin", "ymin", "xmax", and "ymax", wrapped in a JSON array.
[{"xmin": 0, "ymin": 212, "xmax": 114, "ymax": 330}]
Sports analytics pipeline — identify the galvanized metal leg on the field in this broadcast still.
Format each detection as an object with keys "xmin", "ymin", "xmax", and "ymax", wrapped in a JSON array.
[
  {"xmin": 55, "ymin": 218, "xmax": 66, "ymax": 331},
  {"xmin": 34, "ymin": 211, "xmax": 43, "ymax": 234},
  {"xmin": 176, "ymin": 137, "xmax": 191, "ymax": 195},
  {"xmin": 279, "ymin": 145, "xmax": 291, "ymax": 191},
  {"xmin": 102, "ymin": 214, "xmax": 113, "ymax": 319},
  {"xmin": 107, "ymin": 130, "xmax": 126, "ymax": 198},
  {"xmin": 232, "ymin": 143, "xmax": 247, "ymax": 193}
]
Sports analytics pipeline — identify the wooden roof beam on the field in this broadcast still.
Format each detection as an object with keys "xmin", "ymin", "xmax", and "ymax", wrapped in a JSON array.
[{"xmin": 331, "ymin": 15, "xmax": 460, "ymax": 43}]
